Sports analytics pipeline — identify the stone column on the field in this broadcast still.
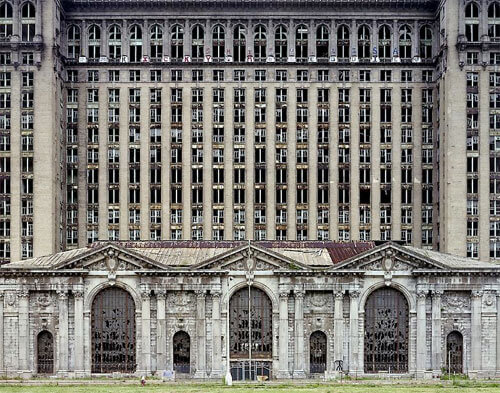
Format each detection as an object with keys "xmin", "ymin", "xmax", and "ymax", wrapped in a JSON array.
[
  {"xmin": 267, "ymin": 19, "xmax": 274, "ymax": 57},
  {"xmin": 349, "ymin": 290, "xmax": 360, "ymax": 374},
  {"xmin": 211, "ymin": 291, "xmax": 222, "ymax": 378},
  {"xmin": 156, "ymin": 291, "xmax": 167, "ymax": 373},
  {"xmin": 74, "ymin": 291, "xmax": 84, "ymax": 376},
  {"xmin": 141, "ymin": 291, "xmax": 151, "ymax": 374},
  {"xmin": 0, "ymin": 292, "xmax": 4, "ymax": 373},
  {"xmin": 57, "ymin": 290, "xmax": 68, "ymax": 375},
  {"xmin": 18, "ymin": 290, "xmax": 30, "ymax": 375},
  {"xmin": 416, "ymin": 290, "xmax": 427, "ymax": 377},
  {"xmin": 333, "ymin": 291, "xmax": 344, "ymax": 372},
  {"xmin": 194, "ymin": 290, "xmax": 207, "ymax": 378},
  {"xmin": 277, "ymin": 290, "xmax": 290, "ymax": 378},
  {"xmin": 496, "ymin": 292, "xmax": 500, "ymax": 376},
  {"xmin": 431, "ymin": 290, "xmax": 443, "ymax": 376},
  {"xmin": 308, "ymin": 20, "xmax": 315, "ymax": 59},
  {"xmin": 293, "ymin": 290, "xmax": 305, "ymax": 378},
  {"xmin": 471, "ymin": 290, "xmax": 483, "ymax": 375},
  {"xmin": 205, "ymin": 20, "xmax": 212, "ymax": 58}
]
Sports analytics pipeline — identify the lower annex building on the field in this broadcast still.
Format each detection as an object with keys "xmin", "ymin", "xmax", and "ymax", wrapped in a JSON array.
[{"xmin": 0, "ymin": 240, "xmax": 499, "ymax": 379}]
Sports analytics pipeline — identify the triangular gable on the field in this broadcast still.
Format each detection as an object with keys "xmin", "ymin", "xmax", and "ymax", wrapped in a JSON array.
[
  {"xmin": 191, "ymin": 243, "xmax": 311, "ymax": 271},
  {"xmin": 329, "ymin": 242, "xmax": 449, "ymax": 272},
  {"xmin": 54, "ymin": 243, "xmax": 170, "ymax": 271}
]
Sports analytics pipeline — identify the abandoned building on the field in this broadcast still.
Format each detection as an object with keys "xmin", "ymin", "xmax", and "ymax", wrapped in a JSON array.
[{"xmin": 0, "ymin": 240, "xmax": 499, "ymax": 379}]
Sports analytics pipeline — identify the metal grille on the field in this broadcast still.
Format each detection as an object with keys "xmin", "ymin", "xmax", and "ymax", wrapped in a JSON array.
[
  {"xmin": 91, "ymin": 287, "xmax": 136, "ymax": 373},
  {"xmin": 37, "ymin": 331, "xmax": 54, "ymax": 374},
  {"xmin": 364, "ymin": 287, "xmax": 409, "ymax": 373},
  {"xmin": 229, "ymin": 286, "xmax": 272, "ymax": 360},
  {"xmin": 446, "ymin": 331, "xmax": 463, "ymax": 374},
  {"xmin": 310, "ymin": 331, "xmax": 327, "ymax": 374},
  {"xmin": 173, "ymin": 331, "xmax": 191, "ymax": 373},
  {"xmin": 230, "ymin": 360, "xmax": 272, "ymax": 381}
]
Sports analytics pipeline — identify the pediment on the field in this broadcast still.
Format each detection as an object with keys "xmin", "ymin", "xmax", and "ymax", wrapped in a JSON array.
[
  {"xmin": 54, "ymin": 243, "xmax": 168, "ymax": 272},
  {"xmin": 330, "ymin": 243, "xmax": 448, "ymax": 272},
  {"xmin": 191, "ymin": 243, "xmax": 310, "ymax": 272}
]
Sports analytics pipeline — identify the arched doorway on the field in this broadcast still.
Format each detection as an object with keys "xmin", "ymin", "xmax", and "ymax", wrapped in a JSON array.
[
  {"xmin": 310, "ymin": 331, "xmax": 327, "ymax": 374},
  {"xmin": 229, "ymin": 286, "xmax": 273, "ymax": 381},
  {"xmin": 446, "ymin": 331, "xmax": 463, "ymax": 374},
  {"xmin": 91, "ymin": 287, "xmax": 136, "ymax": 373},
  {"xmin": 173, "ymin": 331, "xmax": 191, "ymax": 373},
  {"xmin": 37, "ymin": 330, "xmax": 54, "ymax": 374},
  {"xmin": 364, "ymin": 287, "xmax": 409, "ymax": 373}
]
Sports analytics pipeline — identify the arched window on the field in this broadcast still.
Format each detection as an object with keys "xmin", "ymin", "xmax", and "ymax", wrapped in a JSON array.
[
  {"xmin": 129, "ymin": 25, "xmax": 142, "ymax": 62},
  {"xmin": 171, "ymin": 25, "xmax": 184, "ymax": 60},
  {"xmin": 37, "ymin": 330, "xmax": 54, "ymax": 374},
  {"xmin": 0, "ymin": 3, "xmax": 13, "ymax": 40},
  {"xmin": 212, "ymin": 25, "xmax": 225, "ymax": 60},
  {"xmin": 173, "ymin": 331, "xmax": 191, "ymax": 373},
  {"xmin": 275, "ymin": 25, "xmax": 287, "ymax": 61},
  {"xmin": 446, "ymin": 331, "xmax": 463, "ymax": 374},
  {"xmin": 489, "ymin": 2, "xmax": 500, "ymax": 40},
  {"xmin": 254, "ymin": 25, "xmax": 267, "ymax": 61},
  {"xmin": 399, "ymin": 25, "xmax": 412, "ymax": 60},
  {"xmin": 357, "ymin": 25, "xmax": 371, "ymax": 60},
  {"xmin": 191, "ymin": 25, "xmax": 204, "ymax": 60},
  {"xmin": 88, "ymin": 25, "xmax": 101, "ymax": 59},
  {"xmin": 309, "ymin": 331, "xmax": 327, "ymax": 374},
  {"xmin": 108, "ymin": 25, "xmax": 122, "ymax": 59},
  {"xmin": 91, "ymin": 287, "xmax": 136, "ymax": 373},
  {"xmin": 21, "ymin": 2, "xmax": 35, "ymax": 42},
  {"xmin": 229, "ymin": 286, "xmax": 272, "ymax": 380},
  {"xmin": 378, "ymin": 25, "xmax": 391, "ymax": 59},
  {"xmin": 150, "ymin": 24, "xmax": 163, "ymax": 60},
  {"xmin": 296, "ymin": 24, "xmax": 308, "ymax": 61},
  {"xmin": 316, "ymin": 25, "xmax": 329, "ymax": 59},
  {"xmin": 67, "ymin": 25, "xmax": 80, "ymax": 59},
  {"xmin": 465, "ymin": 2, "xmax": 480, "ymax": 42},
  {"xmin": 420, "ymin": 25, "xmax": 433, "ymax": 59},
  {"xmin": 233, "ymin": 25, "xmax": 246, "ymax": 62},
  {"xmin": 337, "ymin": 25, "xmax": 350, "ymax": 60},
  {"xmin": 364, "ymin": 287, "xmax": 409, "ymax": 373}
]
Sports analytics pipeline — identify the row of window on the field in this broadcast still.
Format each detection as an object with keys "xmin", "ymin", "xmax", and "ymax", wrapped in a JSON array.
[{"xmin": 66, "ymin": 22, "xmax": 434, "ymax": 61}]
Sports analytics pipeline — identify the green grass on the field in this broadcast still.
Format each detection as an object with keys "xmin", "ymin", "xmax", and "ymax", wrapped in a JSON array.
[{"xmin": 0, "ymin": 382, "xmax": 499, "ymax": 393}]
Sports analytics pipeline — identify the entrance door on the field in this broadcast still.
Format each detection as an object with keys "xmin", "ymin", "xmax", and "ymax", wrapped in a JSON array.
[
  {"xmin": 310, "ymin": 331, "xmax": 327, "ymax": 374},
  {"xmin": 37, "ymin": 331, "xmax": 54, "ymax": 374},
  {"xmin": 91, "ymin": 287, "xmax": 136, "ymax": 373},
  {"xmin": 173, "ymin": 331, "xmax": 190, "ymax": 373},
  {"xmin": 446, "ymin": 331, "xmax": 463, "ymax": 374},
  {"xmin": 364, "ymin": 287, "xmax": 409, "ymax": 373}
]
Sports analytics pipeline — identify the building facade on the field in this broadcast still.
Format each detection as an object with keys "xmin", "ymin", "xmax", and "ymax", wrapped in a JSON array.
[
  {"xmin": 0, "ymin": 0, "xmax": 497, "ymax": 263},
  {"xmin": 0, "ymin": 240, "xmax": 499, "ymax": 379}
]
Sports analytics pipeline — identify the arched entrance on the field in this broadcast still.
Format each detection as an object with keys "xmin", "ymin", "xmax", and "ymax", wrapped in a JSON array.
[
  {"xmin": 37, "ymin": 330, "xmax": 54, "ymax": 374},
  {"xmin": 91, "ymin": 287, "xmax": 136, "ymax": 373},
  {"xmin": 229, "ymin": 286, "xmax": 273, "ymax": 381},
  {"xmin": 364, "ymin": 287, "xmax": 409, "ymax": 373},
  {"xmin": 446, "ymin": 331, "xmax": 463, "ymax": 374},
  {"xmin": 310, "ymin": 331, "xmax": 327, "ymax": 374},
  {"xmin": 173, "ymin": 331, "xmax": 191, "ymax": 373}
]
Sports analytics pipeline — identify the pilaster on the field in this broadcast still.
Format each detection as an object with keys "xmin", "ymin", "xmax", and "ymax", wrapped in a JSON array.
[
  {"xmin": 416, "ymin": 290, "xmax": 427, "ymax": 377},
  {"xmin": 292, "ymin": 290, "xmax": 305, "ymax": 378},
  {"xmin": 156, "ymin": 291, "xmax": 167, "ymax": 373},
  {"xmin": 194, "ymin": 290, "xmax": 207, "ymax": 379},
  {"xmin": 57, "ymin": 290, "xmax": 68, "ymax": 376},
  {"xmin": 140, "ymin": 290, "xmax": 151, "ymax": 374},
  {"xmin": 333, "ymin": 291, "xmax": 344, "ymax": 371},
  {"xmin": 470, "ymin": 290, "xmax": 483, "ymax": 377},
  {"xmin": 211, "ymin": 291, "xmax": 222, "ymax": 378},
  {"xmin": 277, "ymin": 290, "xmax": 290, "ymax": 378},
  {"xmin": 349, "ymin": 290, "xmax": 360, "ymax": 374},
  {"xmin": 431, "ymin": 290, "xmax": 443, "ymax": 376},
  {"xmin": 74, "ymin": 291, "xmax": 85, "ymax": 376}
]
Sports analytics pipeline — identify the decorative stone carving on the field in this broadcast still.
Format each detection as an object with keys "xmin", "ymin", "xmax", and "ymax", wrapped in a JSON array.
[
  {"xmin": 417, "ymin": 290, "xmax": 428, "ymax": 299},
  {"xmin": 442, "ymin": 292, "xmax": 471, "ymax": 313},
  {"xmin": 57, "ymin": 290, "xmax": 68, "ymax": 300},
  {"xmin": 167, "ymin": 292, "xmax": 195, "ymax": 314},
  {"xmin": 305, "ymin": 292, "xmax": 332, "ymax": 311},
  {"xmin": 5, "ymin": 292, "xmax": 16, "ymax": 307},
  {"xmin": 36, "ymin": 293, "xmax": 52, "ymax": 308}
]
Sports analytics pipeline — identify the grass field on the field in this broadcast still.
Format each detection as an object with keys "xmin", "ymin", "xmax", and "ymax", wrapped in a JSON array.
[{"xmin": 0, "ymin": 381, "xmax": 499, "ymax": 393}]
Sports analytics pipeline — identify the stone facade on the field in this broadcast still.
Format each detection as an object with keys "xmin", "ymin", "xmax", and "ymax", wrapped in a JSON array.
[{"xmin": 1, "ymin": 240, "xmax": 499, "ymax": 379}]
